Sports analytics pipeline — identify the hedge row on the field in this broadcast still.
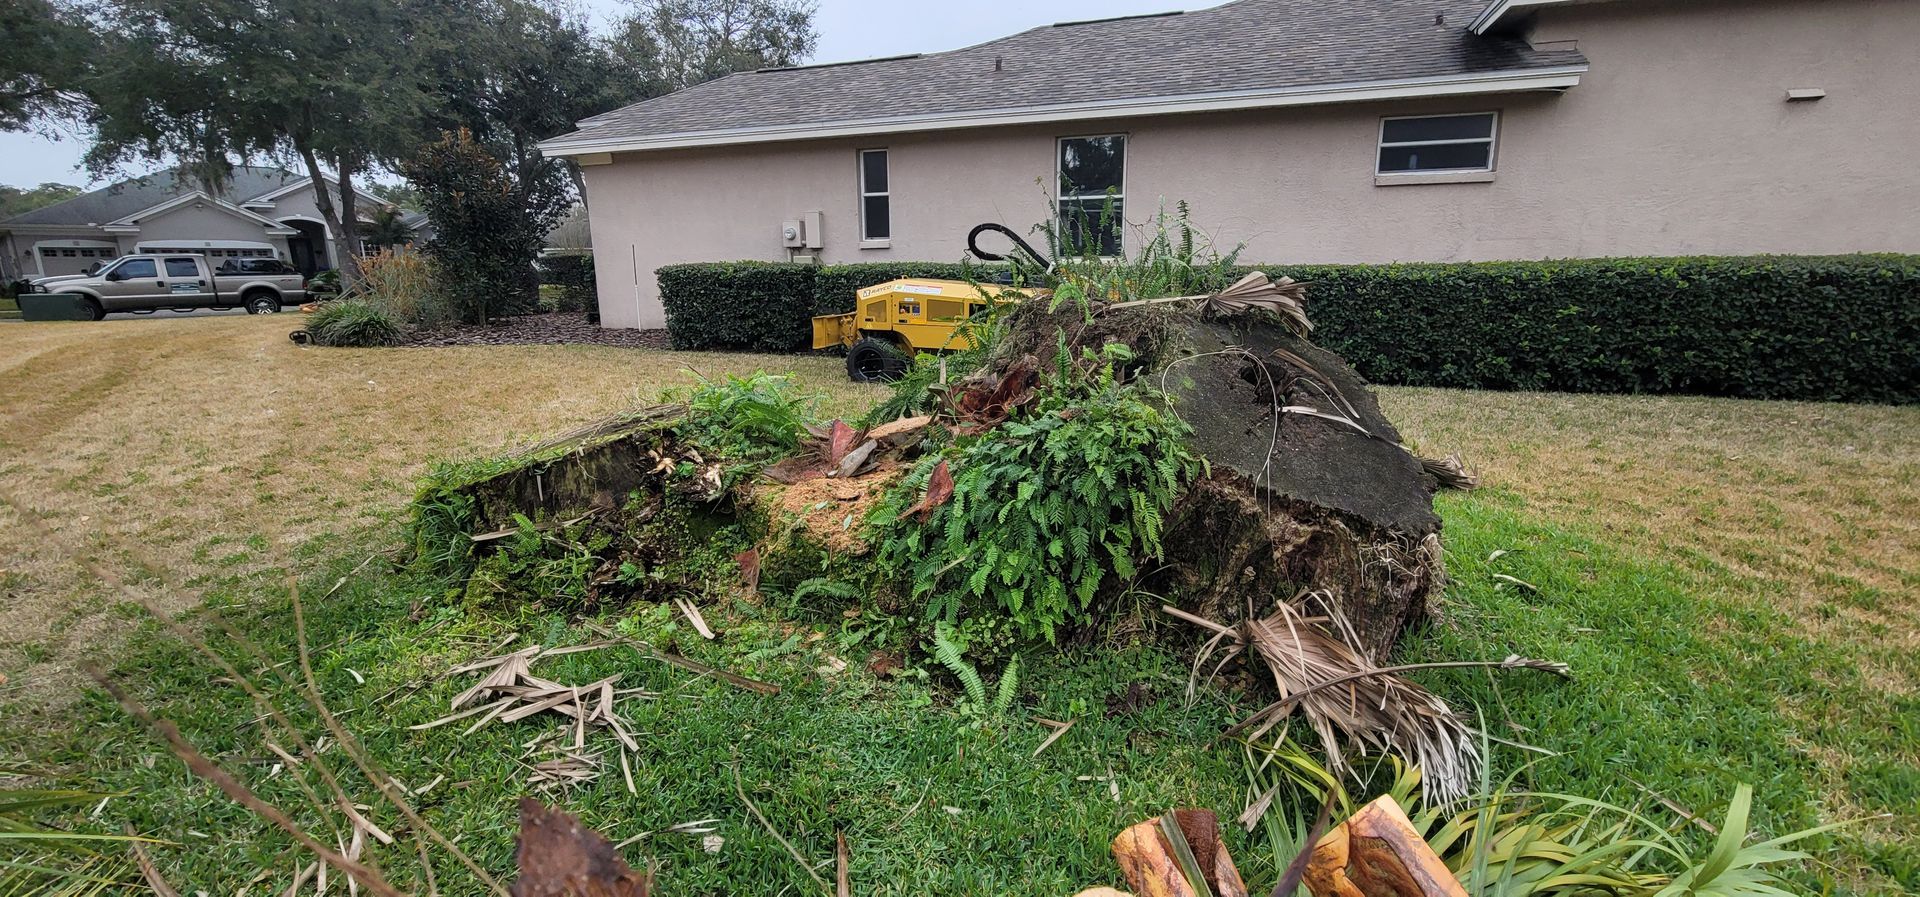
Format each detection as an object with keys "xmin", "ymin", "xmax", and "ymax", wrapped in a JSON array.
[{"xmin": 656, "ymin": 255, "xmax": 1920, "ymax": 403}]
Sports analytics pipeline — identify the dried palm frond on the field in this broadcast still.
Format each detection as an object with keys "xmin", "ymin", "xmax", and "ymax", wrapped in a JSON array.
[
  {"xmin": 1229, "ymin": 601, "xmax": 1480, "ymax": 803},
  {"xmin": 1173, "ymin": 596, "xmax": 1566, "ymax": 804},
  {"xmin": 1418, "ymin": 453, "xmax": 1479, "ymax": 491},
  {"xmin": 1108, "ymin": 271, "xmax": 1313, "ymax": 337},
  {"xmin": 1199, "ymin": 271, "xmax": 1313, "ymax": 336}
]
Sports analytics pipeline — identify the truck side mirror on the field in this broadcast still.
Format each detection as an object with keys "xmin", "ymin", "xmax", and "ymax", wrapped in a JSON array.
[{"xmin": 104, "ymin": 269, "xmax": 125, "ymax": 282}]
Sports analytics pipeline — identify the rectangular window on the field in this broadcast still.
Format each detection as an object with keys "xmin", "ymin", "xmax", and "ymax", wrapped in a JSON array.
[
  {"xmin": 859, "ymin": 149, "xmax": 889, "ymax": 242},
  {"xmin": 60, "ymin": 249, "xmax": 77, "ymax": 257},
  {"xmin": 1057, "ymin": 135, "xmax": 1126, "ymax": 256},
  {"xmin": 165, "ymin": 257, "xmax": 200, "ymax": 277},
  {"xmin": 1377, "ymin": 113, "xmax": 1497, "ymax": 174},
  {"xmin": 116, "ymin": 258, "xmax": 156, "ymax": 279}
]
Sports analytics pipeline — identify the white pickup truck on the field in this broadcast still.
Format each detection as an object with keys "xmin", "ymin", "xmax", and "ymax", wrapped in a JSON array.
[{"xmin": 29, "ymin": 254, "xmax": 308, "ymax": 320}]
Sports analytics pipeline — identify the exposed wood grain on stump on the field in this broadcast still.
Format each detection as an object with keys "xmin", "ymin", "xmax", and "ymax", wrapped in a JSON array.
[
  {"xmin": 1303, "ymin": 796, "xmax": 1464, "ymax": 897},
  {"xmin": 1110, "ymin": 809, "xmax": 1250, "ymax": 897}
]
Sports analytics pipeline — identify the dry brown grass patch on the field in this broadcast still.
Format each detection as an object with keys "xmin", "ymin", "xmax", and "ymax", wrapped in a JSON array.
[{"xmin": 0, "ymin": 315, "xmax": 879, "ymax": 705}]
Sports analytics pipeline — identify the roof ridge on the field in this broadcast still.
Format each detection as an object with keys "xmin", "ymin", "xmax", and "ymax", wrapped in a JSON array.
[{"xmin": 757, "ymin": 53, "xmax": 921, "ymax": 74}]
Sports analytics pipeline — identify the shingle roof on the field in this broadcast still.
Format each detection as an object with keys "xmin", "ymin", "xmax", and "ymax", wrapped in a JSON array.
[
  {"xmin": 2, "ymin": 166, "xmax": 305, "ymax": 227},
  {"xmin": 551, "ymin": 0, "xmax": 1584, "ymax": 150}
]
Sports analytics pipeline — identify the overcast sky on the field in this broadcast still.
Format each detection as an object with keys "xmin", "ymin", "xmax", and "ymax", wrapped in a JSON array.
[{"xmin": 0, "ymin": 0, "xmax": 1187, "ymax": 189}]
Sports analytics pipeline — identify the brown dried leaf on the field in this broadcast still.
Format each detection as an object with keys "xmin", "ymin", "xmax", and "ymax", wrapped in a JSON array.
[
  {"xmin": 901, "ymin": 459, "xmax": 955, "ymax": 522},
  {"xmin": 735, "ymin": 548, "xmax": 761, "ymax": 597},
  {"xmin": 826, "ymin": 419, "xmax": 861, "ymax": 465}
]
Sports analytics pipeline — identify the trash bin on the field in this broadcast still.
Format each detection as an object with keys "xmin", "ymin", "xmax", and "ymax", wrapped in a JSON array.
[{"xmin": 17, "ymin": 294, "xmax": 93, "ymax": 321}]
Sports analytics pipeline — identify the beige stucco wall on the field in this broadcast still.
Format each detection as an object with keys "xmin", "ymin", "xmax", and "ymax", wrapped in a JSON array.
[
  {"xmin": 581, "ymin": 0, "xmax": 1920, "ymax": 329},
  {"xmin": 6, "ymin": 229, "xmax": 120, "ymax": 278}
]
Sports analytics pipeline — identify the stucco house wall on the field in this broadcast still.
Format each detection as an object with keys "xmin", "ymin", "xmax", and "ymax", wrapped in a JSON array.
[
  {"xmin": 579, "ymin": 0, "xmax": 1919, "ymax": 329},
  {"xmin": 115, "ymin": 202, "xmax": 294, "ymax": 253}
]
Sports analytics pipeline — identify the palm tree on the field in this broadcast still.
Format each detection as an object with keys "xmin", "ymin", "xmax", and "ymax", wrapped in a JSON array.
[{"xmin": 358, "ymin": 206, "xmax": 418, "ymax": 250}]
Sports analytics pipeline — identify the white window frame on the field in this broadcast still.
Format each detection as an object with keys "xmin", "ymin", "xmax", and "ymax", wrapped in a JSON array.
[
  {"xmin": 1056, "ymin": 133, "xmax": 1128, "ymax": 257},
  {"xmin": 858, "ymin": 148, "xmax": 890, "ymax": 243},
  {"xmin": 1375, "ymin": 112, "xmax": 1499, "ymax": 175}
]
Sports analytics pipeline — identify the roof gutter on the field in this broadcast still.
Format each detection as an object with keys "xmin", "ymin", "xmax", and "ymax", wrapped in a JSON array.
[
  {"xmin": 1470, "ymin": 0, "xmax": 1598, "ymax": 34},
  {"xmin": 538, "ymin": 64, "xmax": 1589, "ymax": 157}
]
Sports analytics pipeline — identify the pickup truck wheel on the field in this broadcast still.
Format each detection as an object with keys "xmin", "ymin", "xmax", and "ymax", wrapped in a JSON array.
[
  {"xmin": 846, "ymin": 337, "xmax": 910, "ymax": 383},
  {"xmin": 244, "ymin": 292, "xmax": 282, "ymax": 315},
  {"xmin": 75, "ymin": 296, "xmax": 106, "ymax": 321}
]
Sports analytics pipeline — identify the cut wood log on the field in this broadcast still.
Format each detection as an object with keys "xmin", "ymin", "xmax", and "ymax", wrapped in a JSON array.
[
  {"xmin": 1110, "ymin": 809, "xmax": 1250, "ymax": 897},
  {"xmin": 1303, "ymin": 796, "xmax": 1465, "ymax": 897}
]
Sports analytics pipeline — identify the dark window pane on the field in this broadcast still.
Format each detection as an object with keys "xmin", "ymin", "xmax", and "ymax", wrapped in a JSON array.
[
  {"xmin": 1378, "ymin": 142, "xmax": 1493, "ymax": 173},
  {"xmin": 165, "ymin": 257, "xmax": 199, "ymax": 277},
  {"xmin": 1381, "ymin": 114, "xmax": 1495, "ymax": 144},
  {"xmin": 861, "ymin": 150, "xmax": 888, "ymax": 194},
  {"xmin": 1059, "ymin": 135, "xmax": 1125, "ymax": 195},
  {"xmin": 863, "ymin": 195, "xmax": 890, "ymax": 240},
  {"xmin": 119, "ymin": 259, "xmax": 156, "ymax": 278},
  {"xmin": 1058, "ymin": 198, "xmax": 1123, "ymax": 257}
]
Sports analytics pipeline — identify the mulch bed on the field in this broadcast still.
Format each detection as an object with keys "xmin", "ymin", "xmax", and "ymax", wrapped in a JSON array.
[{"xmin": 403, "ymin": 313, "xmax": 671, "ymax": 349}]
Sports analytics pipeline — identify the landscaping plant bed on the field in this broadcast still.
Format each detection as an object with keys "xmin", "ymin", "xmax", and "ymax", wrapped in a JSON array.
[{"xmin": 404, "ymin": 312, "xmax": 671, "ymax": 349}]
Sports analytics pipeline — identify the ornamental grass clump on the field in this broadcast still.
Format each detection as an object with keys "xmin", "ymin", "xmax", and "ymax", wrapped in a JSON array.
[{"xmin": 307, "ymin": 299, "xmax": 405, "ymax": 348}]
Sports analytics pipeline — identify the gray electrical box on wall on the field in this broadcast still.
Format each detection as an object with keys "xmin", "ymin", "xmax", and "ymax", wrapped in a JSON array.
[
  {"xmin": 803, "ymin": 211, "xmax": 825, "ymax": 249},
  {"xmin": 780, "ymin": 219, "xmax": 804, "ymax": 248}
]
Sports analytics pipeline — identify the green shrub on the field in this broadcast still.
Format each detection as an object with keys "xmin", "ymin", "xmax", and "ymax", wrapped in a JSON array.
[
  {"xmin": 404, "ymin": 128, "xmax": 568, "ymax": 323},
  {"xmin": 656, "ymin": 254, "xmax": 1920, "ymax": 403},
  {"xmin": 1247, "ymin": 254, "xmax": 1920, "ymax": 403},
  {"xmin": 307, "ymin": 299, "xmax": 405, "ymax": 347},
  {"xmin": 657, "ymin": 261, "xmax": 821, "ymax": 351},
  {"xmin": 873, "ymin": 346, "xmax": 1201, "ymax": 642},
  {"xmin": 540, "ymin": 254, "xmax": 596, "ymax": 312},
  {"xmin": 671, "ymin": 372, "xmax": 820, "ymax": 459},
  {"xmin": 354, "ymin": 249, "xmax": 451, "ymax": 329}
]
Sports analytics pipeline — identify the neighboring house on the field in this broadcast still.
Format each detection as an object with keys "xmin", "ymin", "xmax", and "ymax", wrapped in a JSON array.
[
  {"xmin": 539, "ymin": 0, "xmax": 1920, "ymax": 330},
  {"xmin": 543, "ymin": 205, "xmax": 593, "ymax": 257},
  {"xmin": 0, "ymin": 166, "xmax": 404, "ymax": 281}
]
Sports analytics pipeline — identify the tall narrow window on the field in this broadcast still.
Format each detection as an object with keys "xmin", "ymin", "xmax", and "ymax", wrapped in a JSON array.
[
  {"xmin": 1376, "ymin": 113, "xmax": 1498, "ymax": 174},
  {"xmin": 859, "ymin": 149, "xmax": 890, "ymax": 242},
  {"xmin": 1057, "ymin": 135, "xmax": 1125, "ymax": 256}
]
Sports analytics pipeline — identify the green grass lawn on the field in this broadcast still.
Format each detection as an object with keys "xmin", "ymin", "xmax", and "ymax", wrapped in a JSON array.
[
  {"xmin": 1, "ymin": 318, "xmax": 1914, "ymax": 894},
  {"xmin": 11, "ymin": 486, "xmax": 1908, "ymax": 894}
]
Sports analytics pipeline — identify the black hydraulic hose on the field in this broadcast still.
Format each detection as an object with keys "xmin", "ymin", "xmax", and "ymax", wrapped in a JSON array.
[{"xmin": 966, "ymin": 222, "xmax": 1052, "ymax": 273}]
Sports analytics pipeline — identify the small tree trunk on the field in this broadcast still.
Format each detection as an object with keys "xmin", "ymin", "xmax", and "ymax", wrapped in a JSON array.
[
  {"xmin": 332, "ymin": 153, "xmax": 363, "ymax": 285},
  {"xmin": 295, "ymin": 142, "xmax": 359, "ymax": 289},
  {"xmin": 565, "ymin": 160, "xmax": 588, "ymax": 211}
]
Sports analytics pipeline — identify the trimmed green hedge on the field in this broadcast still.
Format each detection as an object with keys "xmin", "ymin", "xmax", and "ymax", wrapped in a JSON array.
[
  {"xmin": 658, "ymin": 261, "xmax": 822, "ymax": 351},
  {"xmin": 657, "ymin": 255, "xmax": 1920, "ymax": 402},
  {"xmin": 1267, "ymin": 256, "xmax": 1920, "ymax": 403}
]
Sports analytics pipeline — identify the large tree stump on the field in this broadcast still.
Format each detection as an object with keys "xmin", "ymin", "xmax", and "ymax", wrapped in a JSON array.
[{"xmin": 991, "ymin": 303, "xmax": 1444, "ymax": 659}]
